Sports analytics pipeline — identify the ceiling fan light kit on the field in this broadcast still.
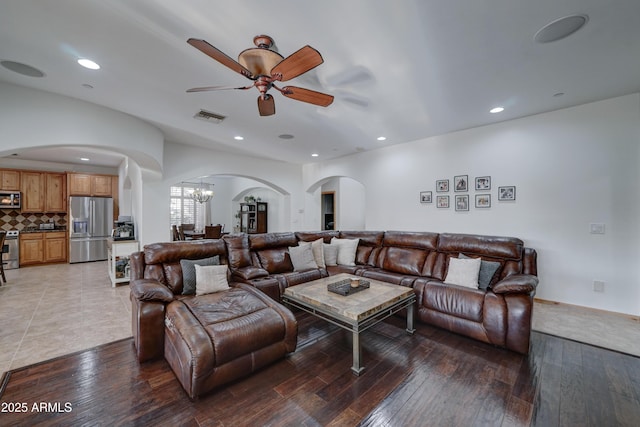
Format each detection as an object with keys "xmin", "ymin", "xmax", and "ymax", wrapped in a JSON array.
[{"xmin": 186, "ymin": 35, "xmax": 334, "ymax": 116}]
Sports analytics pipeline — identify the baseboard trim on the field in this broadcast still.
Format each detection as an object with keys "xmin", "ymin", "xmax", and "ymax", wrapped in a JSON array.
[{"xmin": 534, "ymin": 298, "xmax": 640, "ymax": 322}]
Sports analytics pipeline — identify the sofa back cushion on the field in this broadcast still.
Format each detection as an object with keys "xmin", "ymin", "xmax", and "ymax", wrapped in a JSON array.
[
  {"xmin": 339, "ymin": 231, "xmax": 384, "ymax": 266},
  {"xmin": 378, "ymin": 231, "xmax": 439, "ymax": 275},
  {"xmin": 141, "ymin": 240, "xmax": 227, "ymax": 294},
  {"xmin": 224, "ymin": 234, "xmax": 252, "ymax": 269},
  {"xmin": 434, "ymin": 233, "xmax": 524, "ymax": 283},
  {"xmin": 296, "ymin": 230, "xmax": 339, "ymax": 244},
  {"xmin": 250, "ymin": 232, "xmax": 298, "ymax": 274}
]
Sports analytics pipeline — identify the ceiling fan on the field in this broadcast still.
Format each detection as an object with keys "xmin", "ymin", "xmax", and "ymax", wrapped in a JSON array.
[{"xmin": 186, "ymin": 35, "xmax": 334, "ymax": 116}]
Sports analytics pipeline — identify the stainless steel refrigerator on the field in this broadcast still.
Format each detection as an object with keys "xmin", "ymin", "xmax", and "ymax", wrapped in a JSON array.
[{"xmin": 69, "ymin": 196, "xmax": 114, "ymax": 263}]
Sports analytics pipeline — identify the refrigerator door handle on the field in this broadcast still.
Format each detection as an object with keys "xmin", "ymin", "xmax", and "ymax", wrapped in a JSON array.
[{"xmin": 90, "ymin": 198, "xmax": 95, "ymax": 236}]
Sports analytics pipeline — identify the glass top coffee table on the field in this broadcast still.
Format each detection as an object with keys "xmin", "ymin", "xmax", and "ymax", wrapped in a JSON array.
[{"xmin": 282, "ymin": 273, "xmax": 416, "ymax": 375}]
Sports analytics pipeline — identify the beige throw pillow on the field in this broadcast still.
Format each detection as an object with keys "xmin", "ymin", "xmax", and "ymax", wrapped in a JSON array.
[
  {"xmin": 310, "ymin": 238, "xmax": 326, "ymax": 268},
  {"xmin": 330, "ymin": 237, "xmax": 359, "ymax": 266},
  {"xmin": 289, "ymin": 243, "xmax": 318, "ymax": 271},
  {"xmin": 444, "ymin": 257, "xmax": 481, "ymax": 289},
  {"xmin": 195, "ymin": 264, "xmax": 231, "ymax": 295},
  {"xmin": 323, "ymin": 243, "xmax": 338, "ymax": 266}
]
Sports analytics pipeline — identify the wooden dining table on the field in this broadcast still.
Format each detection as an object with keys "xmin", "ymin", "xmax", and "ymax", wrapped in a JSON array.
[{"xmin": 183, "ymin": 230, "xmax": 205, "ymax": 239}]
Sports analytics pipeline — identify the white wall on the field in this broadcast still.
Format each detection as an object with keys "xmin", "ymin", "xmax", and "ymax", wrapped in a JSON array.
[
  {"xmin": 139, "ymin": 141, "xmax": 305, "ymax": 245},
  {"xmin": 303, "ymin": 94, "xmax": 640, "ymax": 316}
]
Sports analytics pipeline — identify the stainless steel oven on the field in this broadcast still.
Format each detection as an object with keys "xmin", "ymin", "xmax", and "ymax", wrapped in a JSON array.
[{"xmin": 2, "ymin": 230, "xmax": 19, "ymax": 270}]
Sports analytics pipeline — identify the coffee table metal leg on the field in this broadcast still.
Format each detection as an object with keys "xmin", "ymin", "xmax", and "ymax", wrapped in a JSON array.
[
  {"xmin": 351, "ymin": 330, "xmax": 365, "ymax": 376},
  {"xmin": 406, "ymin": 302, "xmax": 416, "ymax": 334}
]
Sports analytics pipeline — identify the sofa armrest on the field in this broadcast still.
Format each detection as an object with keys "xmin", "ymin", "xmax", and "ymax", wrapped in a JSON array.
[
  {"xmin": 130, "ymin": 279, "xmax": 175, "ymax": 302},
  {"xmin": 232, "ymin": 266, "xmax": 270, "ymax": 280},
  {"xmin": 492, "ymin": 274, "xmax": 539, "ymax": 295}
]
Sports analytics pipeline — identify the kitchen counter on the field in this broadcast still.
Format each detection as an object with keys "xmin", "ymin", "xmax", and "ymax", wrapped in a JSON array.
[{"xmin": 20, "ymin": 227, "xmax": 67, "ymax": 233}]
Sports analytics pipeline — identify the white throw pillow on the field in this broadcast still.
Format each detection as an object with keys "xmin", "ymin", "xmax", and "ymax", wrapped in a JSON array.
[
  {"xmin": 444, "ymin": 257, "xmax": 482, "ymax": 289},
  {"xmin": 289, "ymin": 243, "xmax": 318, "ymax": 271},
  {"xmin": 331, "ymin": 237, "xmax": 360, "ymax": 266},
  {"xmin": 195, "ymin": 264, "xmax": 231, "ymax": 295},
  {"xmin": 323, "ymin": 243, "xmax": 338, "ymax": 266},
  {"xmin": 310, "ymin": 238, "xmax": 326, "ymax": 268}
]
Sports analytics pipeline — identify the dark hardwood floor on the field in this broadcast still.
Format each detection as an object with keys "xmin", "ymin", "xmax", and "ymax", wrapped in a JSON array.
[{"xmin": 1, "ymin": 312, "xmax": 639, "ymax": 426}]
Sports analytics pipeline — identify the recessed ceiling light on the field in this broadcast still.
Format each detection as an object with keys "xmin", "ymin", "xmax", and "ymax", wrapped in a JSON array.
[
  {"xmin": 234, "ymin": 136, "xmax": 244, "ymax": 140},
  {"xmin": 77, "ymin": 59, "xmax": 100, "ymax": 70},
  {"xmin": 490, "ymin": 107, "xmax": 505, "ymax": 114},
  {"xmin": 377, "ymin": 136, "xmax": 387, "ymax": 141},
  {"xmin": 553, "ymin": 92, "xmax": 565, "ymax": 97},
  {"xmin": 80, "ymin": 157, "xmax": 90, "ymax": 161},
  {"xmin": 311, "ymin": 153, "xmax": 319, "ymax": 157},
  {"xmin": 0, "ymin": 60, "xmax": 45, "ymax": 77},
  {"xmin": 534, "ymin": 15, "xmax": 588, "ymax": 43},
  {"xmin": 278, "ymin": 134, "xmax": 295, "ymax": 140},
  {"xmin": 82, "ymin": 84, "xmax": 94, "ymax": 89}
]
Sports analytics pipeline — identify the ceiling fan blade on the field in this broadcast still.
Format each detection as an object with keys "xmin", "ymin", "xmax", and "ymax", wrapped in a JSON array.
[
  {"xmin": 270, "ymin": 46, "xmax": 323, "ymax": 82},
  {"xmin": 186, "ymin": 84, "xmax": 254, "ymax": 93},
  {"xmin": 258, "ymin": 94, "xmax": 275, "ymax": 116},
  {"xmin": 280, "ymin": 86, "xmax": 334, "ymax": 107},
  {"xmin": 187, "ymin": 38, "xmax": 254, "ymax": 79}
]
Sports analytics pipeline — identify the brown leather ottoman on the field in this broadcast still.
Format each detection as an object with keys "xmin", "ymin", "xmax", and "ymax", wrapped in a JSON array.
[{"xmin": 163, "ymin": 283, "xmax": 297, "ymax": 399}]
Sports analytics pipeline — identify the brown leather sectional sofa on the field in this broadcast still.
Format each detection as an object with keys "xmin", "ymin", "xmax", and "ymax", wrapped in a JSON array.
[
  {"xmin": 129, "ymin": 229, "xmax": 537, "ymax": 397},
  {"xmin": 225, "ymin": 230, "xmax": 538, "ymax": 354}
]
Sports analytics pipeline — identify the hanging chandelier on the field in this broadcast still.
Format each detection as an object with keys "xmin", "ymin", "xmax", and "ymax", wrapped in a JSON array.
[{"xmin": 183, "ymin": 180, "xmax": 214, "ymax": 204}]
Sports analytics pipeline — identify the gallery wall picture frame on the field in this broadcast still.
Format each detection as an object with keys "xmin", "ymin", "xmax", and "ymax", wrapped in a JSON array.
[
  {"xmin": 475, "ymin": 194, "xmax": 491, "ymax": 208},
  {"xmin": 475, "ymin": 176, "xmax": 491, "ymax": 191},
  {"xmin": 455, "ymin": 194, "xmax": 469, "ymax": 211},
  {"xmin": 420, "ymin": 191, "xmax": 432, "ymax": 203},
  {"xmin": 437, "ymin": 195, "xmax": 450, "ymax": 208},
  {"xmin": 454, "ymin": 175, "xmax": 468, "ymax": 192},
  {"xmin": 498, "ymin": 186, "xmax": 516, "ymax": 201},
  {"xmin": 436, "ymin": 179, "xmax": 449, "ymax": 192}
]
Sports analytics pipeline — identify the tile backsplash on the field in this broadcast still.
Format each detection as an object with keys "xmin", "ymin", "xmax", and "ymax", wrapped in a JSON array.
[{"xmin": 0, "ymin": 209, "xmax": 67, "ymax": 231}]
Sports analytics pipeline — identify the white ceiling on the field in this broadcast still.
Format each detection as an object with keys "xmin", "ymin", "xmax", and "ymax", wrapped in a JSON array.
[{"xmin": 1, "ymin": 0, "xmax": 639, "ymax": 167}]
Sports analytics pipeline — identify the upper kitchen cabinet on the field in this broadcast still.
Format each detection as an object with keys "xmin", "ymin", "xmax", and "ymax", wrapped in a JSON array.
[
  {"xmin": 0, "ymin": 169, "xmax": 20, "ymax": 191},
  {"xmin": 20, "ymin": 171, "xmax": 45, "ymax": 212},
  {"xmin": 20, "ymin": 171, "xmax": 67, "ymax": 213},
  {"xmin": 45, "ymin": 173, "xmax": 66, "ymax": 212},
  {"xmin": 68, "ymin": 173, "xmax": 114, "ymax": 197}
]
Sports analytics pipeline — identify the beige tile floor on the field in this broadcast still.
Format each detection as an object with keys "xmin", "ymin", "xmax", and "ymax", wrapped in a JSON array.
[
  {"xmin": 1, "ymin": 262, "xmax": 639, "ymax": 377},
  {"xmin": 0, "ymin": 261, "xmax": 131, "ymax": 375}
]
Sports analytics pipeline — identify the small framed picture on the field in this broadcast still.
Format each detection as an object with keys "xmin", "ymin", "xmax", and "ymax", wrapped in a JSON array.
[
  {"xmin": 475, "ymin": 176, "xmax": 491, "ymax": 191},
  {"xmin": 437, "ymin": 195, "xmax": 449, "ymax": 208},
  {"xmin": 455, "ymin": 194, "xmax": 469, "ymax": 211},
  {"xmin": 420, "ymin": 191, "xmax": 432, "ymax": 203},
  {"xmin": 436, "ymin": 179, "xmax": 449, "ymax": 192},
  {"xmin": 475, "ymin": 194, "xmax": 491, "ymax": 208},
  {"xmin": 498, "ymin": 186, "xmax": 516, "ymax": 201},
  {"xmin": 454, "ymin": 175, "xmax": 468, "ymax": 192}
]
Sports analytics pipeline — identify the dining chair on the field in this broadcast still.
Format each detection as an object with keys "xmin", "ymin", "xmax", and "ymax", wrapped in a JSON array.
[
  {"xmin": 181, "ymin": 224, "xmax": 195, "ymax": 231},
  {"xmin": 172, "ymin": 225, "xmax": 181, "ymax": 241},
  {"xmin": 178, "ymin": 225, "xmax": 188, "ymax": 241},
  {"xmin": 204, "ymin": 224, "xmax": 222, "ymax": 239},
  {"xmin": 0, "ymin": 231, "xmax": 7, "ymax": 284}
]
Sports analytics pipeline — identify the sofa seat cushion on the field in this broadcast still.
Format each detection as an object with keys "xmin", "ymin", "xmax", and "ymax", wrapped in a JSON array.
[
  {"xmin": 181, "ymin": 289, "xmax": 286, "ymax": 365},
  {"xmin": 360, "ymin": 268, "xmax": 417, "ymax": 287},
  {"xmin": 422, "ymin": 281, "xmax": 486, "ymax": 323}
]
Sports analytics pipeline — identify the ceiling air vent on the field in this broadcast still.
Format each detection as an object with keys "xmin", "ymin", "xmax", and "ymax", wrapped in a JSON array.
[{"xmin": 194, "ymin": 109, "xmax": 226, "ymax": 124}]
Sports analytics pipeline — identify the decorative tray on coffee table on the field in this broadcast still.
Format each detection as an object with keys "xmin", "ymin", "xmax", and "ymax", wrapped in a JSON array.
[{"xmin": 327, "ymin": 279, "xmax": 370, "ymax": 296}]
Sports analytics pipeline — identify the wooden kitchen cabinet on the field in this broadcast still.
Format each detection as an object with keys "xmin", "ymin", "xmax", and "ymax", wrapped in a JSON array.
[
  {"xmin": 68, "ymin": 173, "xmax": 114, "ymax": 197},
  {"xmin": 0, "ymin": 169, "xmax": 20, "ymax": 190},
  {"xmin": 19, "ymin": 232, "xmax": 67, "ymax": 265},
  {"xmin": 45, "ymin": 173, "xmax": 66, "ymax": 212},
  {"xmin": 44, "ymin": 232, "xmax": 67, "ymax": 263},
  {"xmin": 19, "ymin": 233, "xmax": 45, "ymax": 266},
  {"xmin": 20, "ymin": 171, "xmax": 45, "ymax": 212}
]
